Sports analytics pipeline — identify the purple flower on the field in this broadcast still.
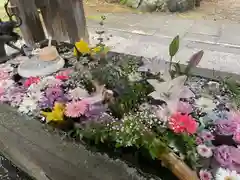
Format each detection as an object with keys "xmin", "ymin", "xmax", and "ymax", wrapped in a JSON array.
[
  {"xmin": 10, "ymin": 92, "xmax": 25, "ymax": 107},
  {"xmin": 45, "ymin": 87, "xmax": 64, "ymax": 104},
  {"xmin": 200, "ymin": 130, "xmax": 215, "ymax": 141},
  {"xmin": 229, "ymin": 147, "xmax": 240, "ymax": 173},
  {"xmin": 85, "ymin": 102, "xmax": 107, "ymax": 118},
  {"xmin": 214, "ymin": 145, "xmax": 233, "ymax": 167},
  {"xmin": 215, "ymin": 120, "xmax": 237, "ymax": 136},
  {"xmin": 39, "ymin": 98, "xmax": 53, "ymax": 109}
]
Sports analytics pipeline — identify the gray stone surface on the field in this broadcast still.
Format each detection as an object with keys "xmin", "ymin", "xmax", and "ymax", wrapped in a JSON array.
[
  {"xmin": 138, "ymin": 0, "xmax": 167, "ymax": 12},
  {"xmin": 0, "ymin": 104, "xmax": 148, "ymax": 180},
  {"xmin": 126, "ymin": 0, "xmax": 141, "ymax": 8},
  {"xmin": 18, "ymin": 56, "xmax": 65, "ymax": 78},
  {"xmin": 87, "ymin": 13, "xmax": 240, "ymax": 76}
]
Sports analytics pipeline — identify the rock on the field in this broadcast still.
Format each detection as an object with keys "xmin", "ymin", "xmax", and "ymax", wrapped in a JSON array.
[
  {"xmin": 167, "ymin": 0, "xmax": 194, "ymax": 12},
  {"xmin": 105, "ymin": 0, "xmax": 121, "ymax": 3},
  {"xmin": 126, "ymin": 0, "xmax": 141, "ymax": 8},
  {"xmin": 138, "ymin": 0, "xmax": 167, "ymax": 12}
]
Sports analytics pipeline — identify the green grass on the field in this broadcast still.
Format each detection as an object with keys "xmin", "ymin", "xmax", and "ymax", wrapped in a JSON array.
[{"xmin": 0, "ymin": 0, "xmax": 9, "ymax": 21}]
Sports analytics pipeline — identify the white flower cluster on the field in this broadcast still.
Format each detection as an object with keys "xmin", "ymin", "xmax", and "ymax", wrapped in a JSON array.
[{"xmin": 106, "ymin": 110, "xmax": 161, "ymax": 147}]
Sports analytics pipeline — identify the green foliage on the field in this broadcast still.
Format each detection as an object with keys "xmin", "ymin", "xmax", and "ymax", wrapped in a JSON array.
[
  {"xmin": 224, "ymin": 79, "xmax": 240, "ymax": 108},
  {"xmin": 120, "ymin": 0, "xmax": 128, "ymax": 4},
  {"xmin": 167, "ymin": 36, "xmax": 203, "ymax": 78},
  {"xmin": 169, "ymin": 35, "xmax": 180, "ymax": 57},
  {"xmin": 163, "ymin": 131, "xmax": 199, "ymax": 169},
  {"xmin": 109, "ymin": 80, "xmax": 153, "ymax": 118},
  {"xmin": 78, "ymin": 110, "xmax": 169, "ymax": 159}
]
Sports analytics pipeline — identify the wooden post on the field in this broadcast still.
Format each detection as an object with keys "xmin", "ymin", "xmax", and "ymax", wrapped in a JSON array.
[
  {"xmin": 9, "ymin": 0, "xmax": 46, "ymax": 46},
  {"xmin": 38, "ymin": 0, "xmax": 69, "ymax": 42},
  {"xmin": 40, "ymin": 0, "xmax": 89, "ymax": 44},
  {"xmin": 57, "ymin": 0, "xmax": 89, "ymax": 43},
  {"xmin": 71, "ymin": 0, "xmax": 89, "ymax": 43}
]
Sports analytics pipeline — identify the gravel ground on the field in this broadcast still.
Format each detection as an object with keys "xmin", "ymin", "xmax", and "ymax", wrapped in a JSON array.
[{"xmin": 84, "ymin": 0, "xmax": 240, "ymax": 22}]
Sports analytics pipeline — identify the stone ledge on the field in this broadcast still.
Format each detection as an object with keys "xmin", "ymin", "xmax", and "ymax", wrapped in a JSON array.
[{"xmin": 0, "ymin": 104, "xmax": 146, "ymax": 180}]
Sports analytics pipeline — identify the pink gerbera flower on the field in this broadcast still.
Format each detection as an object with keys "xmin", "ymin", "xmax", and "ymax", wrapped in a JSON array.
[
  {"xmin": 168, "ymin": 112, "xmax": 198, "ymax": 134},
  {"xmin": 24, "ymin": 77, "xmax": 40, "ymax": 87},
  {"xmin": 65, "ymin": 100, "xmax": 89, "ymax": 118}
]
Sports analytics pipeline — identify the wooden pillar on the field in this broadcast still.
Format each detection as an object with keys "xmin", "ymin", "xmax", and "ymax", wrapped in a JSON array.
[
  {"xmin": 10, "ymin": 0, "xmax": 46, "ymax": 46},
  {"xmin": 71, "ymin": 0, "xmax": 89, "ymax": 43},
  {"xmin": 49, "ymin": 0, "xmax": 88, "ymax": 43},
  {"xmin": 39, "ymin": 0, "xmax": 69, "ymax": 42}
]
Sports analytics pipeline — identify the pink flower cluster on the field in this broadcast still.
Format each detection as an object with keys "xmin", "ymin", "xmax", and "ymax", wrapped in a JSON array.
[
  {"xmin": 214, "ymin": 145, "xmax": 240, "ymax": 173},
  {"xmin": 168, "ymin": 112, "xmax": 198, "ymax": 134},
  {"xmin": 24, "ymin": 77, "xmax": 40, "ymax": 87}
]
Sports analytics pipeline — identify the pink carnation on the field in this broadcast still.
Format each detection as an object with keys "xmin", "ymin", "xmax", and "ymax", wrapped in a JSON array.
[
  {"xmin": 24, "ymin": 77, "xmax": 40, "ymax": 87},
  {"xmin": 55, "ymin": 75, "xmax": 69, "ymax": 80},
  {"xmin": 233, "ymin": 132, "xmax": 240, "ymax": 144},
  {"xmin": 199, "ymin": 169, "xmax": 213, "ymax": 180},
  {"xmin": 65, "ymin": 100, "xmax": 89, "ymax": 118},
  {"xmin": 168, "ymin": 113, "xmax": 198, "ymax": 134},
  {"xmin": 200, "ymin": 130, "xmax": 215, "ymax": 141},
  {"xmin": 55, "ymin": 69, "xmax": 73, "ymax": 80},
  {"xmin": 196, "ymin": 137, "xmax": 203, "ymax": 145},
  {"xmin": 0, "ymin": 87, "xmax": 5, "ymax": 96},
  {"xmin": 0, "ymin": 70, "xmax": 9, "ymax": 80}
]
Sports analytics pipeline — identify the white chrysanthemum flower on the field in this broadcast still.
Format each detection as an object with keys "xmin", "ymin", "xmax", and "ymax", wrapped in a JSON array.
[
  {"xmin": 28, "ymin": 77, "xmax": 55, "ymax": 92},
  {"xmin": 41, "ymin": 76, "xmax": 63, "ymax": 87},
  {"xmin": 128, "ymin": 72, "xmax": 142, "ymax": 82},
  {"xmin": 28, "ymin": 83, "xmax": 42, "ymax": 92},
  {"xmin": 197, "ymin": 144, "xmax": 213, "ymax": 158},
  {"xmin": 0, "ymin": 79, "xmax": 14, "ymax": 89},
  {"xmin": 27, "ymin": 91, "xmax": 44, "ymax": 102},
  {"xmin": 216, "ymin": 168, "xmax": 240, "ymax": 180},
  {"xmin": 195, "ymin": 97, "xmax": 216, "ymax": 111},
  {"xmin": 68, "ymin": 87, "xmax": 89, "ymax": 100},
  {"xmin": 0, "ymin": 64, "xmax": 13, "ymax": 72},
  {"xmin": 18, "ymin": 97, "xmax": 37, "ymax": 114}
]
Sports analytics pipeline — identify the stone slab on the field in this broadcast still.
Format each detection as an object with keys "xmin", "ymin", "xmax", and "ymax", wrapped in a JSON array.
[
  {"xmin": 188, "ymin": 20, "xmax": 221, "ymax": 36},
  {"xmin": 0, "ymin": 104, "xmax": 146, "ymax": 180},
  {"xmin": 186, "ymin": 41, "xmax": 240, "ymax": 55},
  {"xmin": 88, "ymin": 26, "xmax": 240, "ymax": 79},
  {"xmin": 87, "ymin": 14, "xmax": 240, "ymax": 78},
  {"xmin": 218, "ymin": 22, "xmax": 240, "ymax": 46}
]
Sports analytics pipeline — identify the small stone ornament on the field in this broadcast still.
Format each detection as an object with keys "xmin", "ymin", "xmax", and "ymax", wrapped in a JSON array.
[{"xmin": 18, "ymin": 46, "xmax": 65, "ymax": 78}]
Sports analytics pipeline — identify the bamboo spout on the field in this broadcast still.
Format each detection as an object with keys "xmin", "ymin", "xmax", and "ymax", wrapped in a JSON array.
[{"xmin": 159, "ymin": 152, "xmax": 199, "ymax": 180}]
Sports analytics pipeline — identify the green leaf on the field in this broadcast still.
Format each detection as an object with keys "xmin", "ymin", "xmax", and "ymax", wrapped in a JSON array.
[{"xmin": 169, "ymin": 35, "xmax": 180, "ymax": 57}]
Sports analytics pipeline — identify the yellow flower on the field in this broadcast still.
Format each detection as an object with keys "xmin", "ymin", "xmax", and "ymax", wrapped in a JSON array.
[
  {"xmin": 74, "ymin": 39, "xmax": 91, "ymax": 56},
  {"xmin": 91, "ymin": 46, "xmax": 110, "ymax": 55},
  {"xmin": 92, "ymin": 46, "xmax": 102, "ymax": 53},
  {"xmin": 41, "ymin": 103, "xmax": 65, "ymax": 123}
]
